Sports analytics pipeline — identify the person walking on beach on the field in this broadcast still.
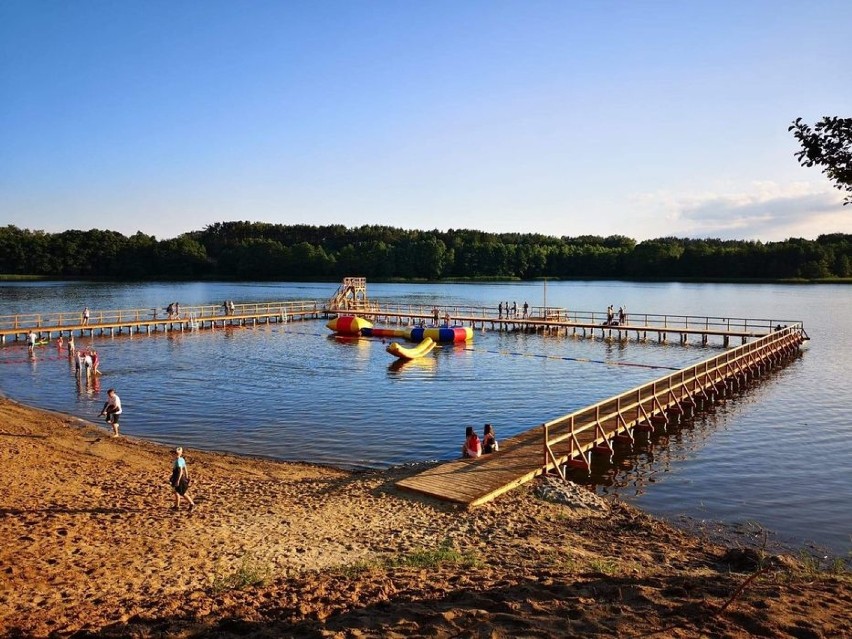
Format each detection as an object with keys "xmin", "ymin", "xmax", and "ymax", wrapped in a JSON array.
[
  {"xmin": 99, "ymin": 388, "xmax": 122, "ymax": 437},
  {"xmin": 170, "ymin": 447, "xmax": 195, "ymax": 511}
]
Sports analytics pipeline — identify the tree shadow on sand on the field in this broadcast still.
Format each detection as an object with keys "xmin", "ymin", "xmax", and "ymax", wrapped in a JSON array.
[{"xmin": 39, "ymin": 564, "xmax": 829, "ymax": 639}]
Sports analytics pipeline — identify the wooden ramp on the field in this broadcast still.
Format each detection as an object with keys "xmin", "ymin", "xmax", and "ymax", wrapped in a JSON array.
[{"xmin": 396, "ymin": 428, "xmax": 549, "ymax": 506}]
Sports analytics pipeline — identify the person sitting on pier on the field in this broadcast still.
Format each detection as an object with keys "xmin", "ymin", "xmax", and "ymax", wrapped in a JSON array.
[
  {"xmin": 461, "ymin": 426, "xmax": 482, "ymax": 458},
  {"xmin": 483, "ymin": 423, "xmax": 499, "ymax": 454}
]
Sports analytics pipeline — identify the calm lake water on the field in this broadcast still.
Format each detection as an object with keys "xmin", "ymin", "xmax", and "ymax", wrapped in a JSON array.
[{"xmin": 1, "ymin": 280, "xmax": 850, "ymax": 555}]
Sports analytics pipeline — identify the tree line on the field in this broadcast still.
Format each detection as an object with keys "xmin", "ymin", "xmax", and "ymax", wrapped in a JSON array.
[{"xmin": 1, "ymin": 223, "xmax": 850, "ymax": 281}]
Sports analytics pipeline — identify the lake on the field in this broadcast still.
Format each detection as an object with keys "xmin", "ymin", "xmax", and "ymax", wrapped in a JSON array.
[{"xmin": 1, "ymin": 280, "xmax": 849, "ymax": 556}]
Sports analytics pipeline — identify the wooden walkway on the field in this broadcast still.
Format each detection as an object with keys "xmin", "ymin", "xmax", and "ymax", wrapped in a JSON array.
[
  {"xmin": 329, "ymin": 303, "xmax": 805, "ymax": 347},
  {"xmin": 0, "ymin": 301, "xmax": 321, "ymax": 343},
  {"xmin": 396, "ymin": 325, "xmax": 807, "ymax": 506}
]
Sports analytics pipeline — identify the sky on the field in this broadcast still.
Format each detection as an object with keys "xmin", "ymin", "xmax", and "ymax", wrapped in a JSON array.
[{"xmin": 1, "ymin": 0, "xmax": 850, "ymax": 242}]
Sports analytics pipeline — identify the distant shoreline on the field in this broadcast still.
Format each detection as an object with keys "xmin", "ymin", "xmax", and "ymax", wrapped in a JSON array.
[{"xmin": 2, "ymin": 274, "xmax": 851, "ymax": 284}]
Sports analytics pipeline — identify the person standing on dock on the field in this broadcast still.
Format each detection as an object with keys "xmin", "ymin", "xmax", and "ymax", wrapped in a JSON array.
[
  {"xmin": 498, "ymin": 302, "xmax": 503, "ymax": 319},
  {"xmin": 523, "ymin": 301, "xmax": 529, "ymax": 318},
  {"xmin": 99, "ymin": 388, "xmax": 122, "ymax": 437},
  {"xmin": 607, "ymin": 305, "xmax": 614, "ymax": 325},
  {"xmin": 432, "ymin": 306, "xmax": 439, "ymax": 325},
  {"xmin": 82, "ymin": 307, "xmax": 90, "ymax": 326},
  {"xmin": 618, "ymin": 306, "xmax": 626, "ymax": 325},
  {"xmin": 512, "ymin": 301, "xmax": 518, "ymax": 318}
]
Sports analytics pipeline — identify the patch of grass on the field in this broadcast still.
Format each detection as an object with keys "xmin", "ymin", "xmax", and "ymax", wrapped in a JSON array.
[
  {"xmin": 387, "ymin": 538, "xmax": 480, "ymax": 569},
  {"xmin": 792, "ymin": 550, "xmax": 852, "ymax": 579},
  {"xmin": 336, "ymin": 559, "xmax": 382, "ymax": 578},
  {"xmin": 587, "ymin": 558, "xmax": 620, "ymax": 576},
  {"xmin": 211, "ymin": 554, "xmax": 272, "ymax": 593}
]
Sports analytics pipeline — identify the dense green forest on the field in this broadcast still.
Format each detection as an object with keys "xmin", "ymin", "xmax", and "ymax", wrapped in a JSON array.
[{"xmin": 1, "ymin": 223, "xmax": 850, "ymax": 281}]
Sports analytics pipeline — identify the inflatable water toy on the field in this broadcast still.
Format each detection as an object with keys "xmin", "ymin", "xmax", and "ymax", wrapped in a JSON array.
[
  {"xmin": 361, "ymin": 327, "xmax": 410, "ymax": 339},
  {"xmin": 386, "ymin": 337, "xmax": 436, "ymax": 360},
  {"xmin": 327, "ymin": 317, "xmax": 471, "ymax": 343},
  {"xmin": 326, "ymin": 315, "xmax": 372, "ymax": 335},
  {"xmin": 410, "ymin": 326, "xmax": 472, "ymax": 343}
]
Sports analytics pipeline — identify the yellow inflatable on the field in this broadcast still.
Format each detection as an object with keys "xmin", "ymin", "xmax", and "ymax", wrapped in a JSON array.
[
  {"xmin": 386, "ymin": 337, "xmax": 436, "ymax": 360},
  {"xmin": 326, "ymin": 315, "xmax": 373, "ymax": 335}
]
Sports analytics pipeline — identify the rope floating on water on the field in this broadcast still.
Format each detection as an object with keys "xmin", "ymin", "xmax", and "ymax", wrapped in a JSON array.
[{"xmin": 461, "ymin": 346, "xmax": 681, "ymax": 371}]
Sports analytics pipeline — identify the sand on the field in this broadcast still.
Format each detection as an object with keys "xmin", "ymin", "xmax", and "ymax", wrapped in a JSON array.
[{"xmin": 0, "ymin": 397, "xmax": 849, "ymax": 638}]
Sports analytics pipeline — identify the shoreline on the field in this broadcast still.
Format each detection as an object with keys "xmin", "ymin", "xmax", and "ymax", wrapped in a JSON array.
[{"xmin": 1, "ymin": 396, "xmax": 850, "ymax": 637}]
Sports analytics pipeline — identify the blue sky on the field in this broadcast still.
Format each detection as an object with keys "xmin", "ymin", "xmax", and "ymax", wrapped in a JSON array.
[{"xmin": 1, "ymin": 1, "xmax": 850, "ymax": 241}]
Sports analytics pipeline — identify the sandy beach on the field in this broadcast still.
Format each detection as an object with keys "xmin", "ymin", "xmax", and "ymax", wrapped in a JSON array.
[{"xmin": 0, "ymin": 396, "xmax": 849, "ymax": 638}]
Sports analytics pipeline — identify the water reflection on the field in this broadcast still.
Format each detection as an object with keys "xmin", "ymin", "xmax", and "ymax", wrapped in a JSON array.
[
  {"xmin": 573, "ymin": 356, "xmax": 802, "ymax": 504},
  {"xmin": 387, "ymin": 355, "xmax": 437, "ymax": 375}
]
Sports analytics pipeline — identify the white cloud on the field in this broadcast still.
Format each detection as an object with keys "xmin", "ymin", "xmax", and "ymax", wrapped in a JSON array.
[{"xmin": 632, "ymin": 182, "xmax": 849, "ymax": 240}]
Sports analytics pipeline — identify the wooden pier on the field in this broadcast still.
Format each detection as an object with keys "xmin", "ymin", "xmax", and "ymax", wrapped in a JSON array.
[
  {"xmin": 0, "ymin": 301, "xmax": 321, "ymax": 344},
  {"xmin": 396, "ymin": 324, "xmax": 806, "ymax": 506},
  {"xmin": 328, "ymin": 301, "xmax": 804, "ymax": 347}
]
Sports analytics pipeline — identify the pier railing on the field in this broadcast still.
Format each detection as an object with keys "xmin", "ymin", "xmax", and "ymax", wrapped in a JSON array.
[
  {"xmin": 0, "ymin": 300, "xmax": 320, "ymax": 332},
  {"xmin": 331, "ymin": 301, "xmax": 799, "ymax": 336},
  {"xmin": 541, "ymin": 324, "xmax": 805, "ymax": 476}
]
